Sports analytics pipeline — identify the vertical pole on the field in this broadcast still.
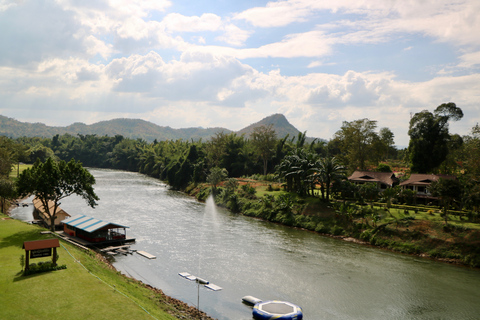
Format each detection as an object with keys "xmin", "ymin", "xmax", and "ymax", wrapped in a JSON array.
[
  {"xmin": 53, "ymin": 248, "xmax": 57, "ymax": 266},
  {"xmin": 25, "ymin": 250, "xmax": 30, "ymax": 271},
  {"xmin": 197, "ymin": 281, "xmax": 200, "ymax": 312}
]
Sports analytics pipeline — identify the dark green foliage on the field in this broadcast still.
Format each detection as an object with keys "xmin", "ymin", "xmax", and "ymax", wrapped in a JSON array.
[
  {"xmin": 334, "ymin": 118, "xmax": 383, "ymax": 171},
  {"xmin": 0, "ymin": 178, "xmax": 16, "ymax": 213},
  {"xmin": 408, "ymin": 103, "xmax": 463, "ymax": 173},
  {"xmin": 430, "ymin": 178, "xmax": 463, "ymax": 224},
  {"xmin": 376, "ymin": 163, "xmax": 392, "ymax": 172},
  {"xmin": 23, "ymin": 261, "xmax": 67, "ymax": 276},
  {"xmin": 16, "ymin": 157, "xmax": 99, "ymax": 231}
]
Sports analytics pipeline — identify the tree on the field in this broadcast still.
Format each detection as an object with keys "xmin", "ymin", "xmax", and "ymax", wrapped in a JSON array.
[
  {"xmin": 0, "ymin": 137, "xmax": 17, "ymax": 177},
  {"xmin": 379, "ymin": 127, "xmax": 395, "ymax": 160},
  {"xmin": 408, "ymin": 102, "xmax": 463, "ymax": 173},
  {"xmin": 0, "ymin": 178, "xmax": 16, "ymax": 214},
  {"xmin": 334, "ymin": 118, "xmax": 381, "ymax": 170},
  {"xmin": 250, "ymin": 125, "xmax": 277, "ymax": 175},
  {"xmin": 462, "ymin": 124, "xmax": 480, "ymax": 176},
  {"xmin": 205, "ymin": 131, "xmax": 228, "ymax": 168},
  {"xmin": 16, "ymin": 158, "xmax": 99, "ymax": 231},
  {"xmin": 311, "ymin": 157, "xmax": 345, "ymax": 201},
  {"xmin": 207, "ymin": 167, "xmax": 228, "ymax": 192},
  {"xmin": 381, "ymin": 185, "xmax": 400, "ymax": 208},
  {"xmin": 430, "ymin": 178, "xmax": 462, "ymax": 225},
  {"xmin": 276, "ymin": 148, "xmax": 316, "ymax": 196}
]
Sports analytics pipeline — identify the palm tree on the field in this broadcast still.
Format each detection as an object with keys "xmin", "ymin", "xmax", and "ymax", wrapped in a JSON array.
[
  {"xmin": 276, "ymin": 148, "xmax": 317, "ymax": 196},
  {"xmin": 311, "ymin": 157, "xmax": 345, "ymax": 201}
]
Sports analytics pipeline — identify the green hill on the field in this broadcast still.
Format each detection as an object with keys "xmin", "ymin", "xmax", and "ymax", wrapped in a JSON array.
[{"xmin": 0, "ymin": 113, "xmax": 322, "ymax": 142}]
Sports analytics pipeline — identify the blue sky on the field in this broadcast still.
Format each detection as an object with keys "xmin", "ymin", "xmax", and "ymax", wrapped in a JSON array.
[{"xmin": 1, "ymin": 0, "xmax": 479, "ymax": 146}]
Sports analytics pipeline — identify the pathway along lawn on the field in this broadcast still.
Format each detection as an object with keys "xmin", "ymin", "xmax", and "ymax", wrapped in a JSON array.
[{"xmin": 0, "ymin": 215, "xmax": 210, "ymax": 320}]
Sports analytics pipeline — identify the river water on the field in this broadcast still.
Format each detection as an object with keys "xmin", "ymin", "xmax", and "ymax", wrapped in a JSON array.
[{"xmin": 11, "ymin": 169, "xmax": 480, "ymax": 319}]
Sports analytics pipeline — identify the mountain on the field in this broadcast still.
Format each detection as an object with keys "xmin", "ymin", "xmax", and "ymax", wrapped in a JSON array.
[
  {"xmin": 237, "ymin": 113, "xmax": 302, "ymax": 139},
  {"xmin": 0, "ymin": 115, "xmax": 231, "ymax": 142},
  {"xmin": 0, "ymin": 113, "xmax": 320, "ymax": 142}
]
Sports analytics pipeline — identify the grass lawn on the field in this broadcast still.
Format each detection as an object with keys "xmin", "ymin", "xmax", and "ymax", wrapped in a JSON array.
[
  {"xmin": 375, "ymin": 206, "xmax": 480, "ymax": 230},
  {"xmin": 0, "ymin": 215, "xmax": 180, "ymax": 320},
  {"xmin": 9, "ymin": 163, "xmax": 32, "ymax": 180}
]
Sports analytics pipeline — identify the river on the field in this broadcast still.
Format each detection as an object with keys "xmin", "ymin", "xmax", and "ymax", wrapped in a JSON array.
[{"xmin": 11, "ymin": 169, "xmax": 480, "ymax": 319}]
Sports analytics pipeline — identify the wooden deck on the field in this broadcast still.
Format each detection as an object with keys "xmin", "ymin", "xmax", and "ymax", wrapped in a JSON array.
[
  {"xmin": 137, "ymin": 251, "xmax": 156, "ymax": 259},
  {"xmin": 55, "ymin": 231, "xmax": 135, "ymax": 248}
]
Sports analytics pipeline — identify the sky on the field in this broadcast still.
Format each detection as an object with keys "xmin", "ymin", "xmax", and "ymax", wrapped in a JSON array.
[{"xmin": 1, "ymin": 0, "xmax": 479, "ymax": 147}]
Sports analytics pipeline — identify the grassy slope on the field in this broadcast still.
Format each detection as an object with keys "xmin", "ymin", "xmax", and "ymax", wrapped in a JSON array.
[{"xmin": 0, "ymin": 216, "xmax": 193, "ymax": 320}]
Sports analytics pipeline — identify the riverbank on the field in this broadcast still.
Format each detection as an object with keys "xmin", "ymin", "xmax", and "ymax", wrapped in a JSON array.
[
  {"xmin": 186, "ymin": 181, "xmax": 480, "ymax": 269},
  {"xmin": 0, "ymin": 212, "xmax": 214, "ymax": 320}
]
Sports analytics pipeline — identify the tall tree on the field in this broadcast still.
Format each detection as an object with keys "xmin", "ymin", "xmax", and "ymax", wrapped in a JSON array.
[
  {"xmin": 207, "ymin": 167, "xmax": 228, "ymax": 192},
  {"xmin": 250, "ymin": 125, "xmax": 277, "ymax": 175},
  {"xmin": 379, "ymin": 127, "xmax": 395, "ymax": 160},
  {"xmin": 462, "ymin": 124, "xmax": 480, "ymax": 176},
  {"xmin": 408, "ymin": 102, "xmax": 463, "ymax": 173},
  {"xmin": 311, "ymin": 157, "xmax": 345, "ymax": 201},
  {"xmin": 334, "ymin": 118, "xmax": 381, "ymax": 170},
  {"xmin": 17, "ymin": 158, "xmax": 99, "ymax": 231},
  {"xmin": 0, "ymin": 137, "xmax": 17, "ymax": 177},
  {"xmin": 0, "ymin": 179, "xmax": 16, "ymax": 214},
  {"xmin": 430, "ymin": 178, "xmax": 463, "ymax": 225}
]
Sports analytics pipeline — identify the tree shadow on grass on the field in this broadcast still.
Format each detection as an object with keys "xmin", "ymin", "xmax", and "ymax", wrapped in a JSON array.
[
  {"xmin": 13, "ymin": 271, "xmax": 47, "ymax": 282},
  {"xmin": 0, "ymin": 228, "xmax": 53, "ymax": 249}
]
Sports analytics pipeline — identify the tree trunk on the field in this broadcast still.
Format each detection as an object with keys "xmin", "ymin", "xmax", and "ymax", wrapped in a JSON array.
[{"xmin": 50, "ymin": 215, "xmax": 56, "ymax": 232}]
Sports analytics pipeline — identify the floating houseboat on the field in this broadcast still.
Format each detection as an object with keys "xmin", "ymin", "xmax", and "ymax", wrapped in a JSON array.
[{"xmin": 62, "ymin": 214, "xmax": 135, "ymax": 247}]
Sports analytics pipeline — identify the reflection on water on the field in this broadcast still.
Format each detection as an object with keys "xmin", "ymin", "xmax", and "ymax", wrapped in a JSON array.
[{"xmin": 14, "ymin": 169, "xmax": 480, "ymax": 320}]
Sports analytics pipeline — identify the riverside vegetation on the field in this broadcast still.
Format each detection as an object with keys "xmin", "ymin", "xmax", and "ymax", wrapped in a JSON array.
[{"xmin": 186, "ymin": 177, "xmax": 480, "ymax": 268}]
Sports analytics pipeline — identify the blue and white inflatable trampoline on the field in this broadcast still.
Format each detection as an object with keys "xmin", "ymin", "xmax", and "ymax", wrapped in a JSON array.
[{"xmin": 252, "ymin": 300, "xmax": 303, "ymax": 320}]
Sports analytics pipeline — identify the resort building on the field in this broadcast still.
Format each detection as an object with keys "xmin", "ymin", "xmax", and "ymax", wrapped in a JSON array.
[
  {"xmin": 347, "ymin": 171, "xmax": 399, "ymax": 191},
  {"xmin": 399, "ymin": 174, "xmax": 456, "ymax": 199},
  {"xmin": 33, "ymin": 197, "xmax": 71, "ymax": 230}
]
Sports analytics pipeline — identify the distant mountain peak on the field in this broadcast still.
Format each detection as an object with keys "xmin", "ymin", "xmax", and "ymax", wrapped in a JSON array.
[{"xmin": 237, "ymin": 113, "xmax": 301, "ymax": 139}]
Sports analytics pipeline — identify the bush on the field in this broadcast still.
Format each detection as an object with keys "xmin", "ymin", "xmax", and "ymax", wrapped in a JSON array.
[
  {"xmin": 331, "ymin": 225, "xmax": 344, "ymax": 236},
  {"xmin": 315, "ymin": 223, "xmax": 329, "ymax": 233},
  {"xmin": 360, "ymin": 230, "xmax": 372, "ymax": 241},
  {"xmin": 24, "ymin": 261, "xmax": 67, "ymax": 276},
  {"xmin": 464, "ymin": 254, "xmax": 480, "ymax": 268},
  {"xmin": 240, "ymin": 183, "xmax": 257, "ymax": 199}
]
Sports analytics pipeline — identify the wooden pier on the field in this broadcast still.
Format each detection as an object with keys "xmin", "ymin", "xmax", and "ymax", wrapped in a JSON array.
[{"xmin": 137, "ymin": 250, "xmax": 156, "ymax": 259}]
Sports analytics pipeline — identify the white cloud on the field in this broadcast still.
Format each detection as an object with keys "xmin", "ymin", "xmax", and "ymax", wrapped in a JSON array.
[
  {"xmin": 0, "ymin": 0, "xmax": 479, "ymax": 149},
  {"xmin": 234, "ymin": 1, "xmax": 313, "ymax": 27},
  {"xmin": 163, "ymin": 13, "xmax": 222, "ymax": 33},
  {"xmin": 215, "ymin": 23, "xmax": 252, "ymax": 46},
  {"xmin": 458, "ymin": 51, "xmax": 480, "ymax": 68},
  {"xmin": 236, "ymin": 0, "xmax": 480, "ymax": 48}
]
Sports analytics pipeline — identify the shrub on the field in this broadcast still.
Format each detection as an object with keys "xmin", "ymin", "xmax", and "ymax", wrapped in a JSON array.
[
  {"xmin": 240, "ymin": 183, "xmax": 257, "ymax": 199},
  {"xmin": 315, "ymin": 223, "xmax": 329, "ymax": 233},
  {"xmin": 24, "ymin": 262, "xmax": 67, "ymax": 276},
  {"xmin": 360, "ymin": 230, "xmax": 372, "ymax": 241},
  {"xmin": 331, "ymin": 225, "xmax": 344, "ymax": 236}
]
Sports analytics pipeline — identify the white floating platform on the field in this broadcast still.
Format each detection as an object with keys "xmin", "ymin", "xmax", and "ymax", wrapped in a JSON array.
[
  {"xmin": 179, "ymin": 272, "xmax": 222, "ymax": 291},
  {"xmin": 205, "ymin": 283, "xmax": 222, "ymax": 291},
  {"xmin": 179, "ymin": 272, "xmax": 197, "ymax": 281},
  {"xmin": 137, "ymin": 250, "xmax": 156, "ymax": 259}
]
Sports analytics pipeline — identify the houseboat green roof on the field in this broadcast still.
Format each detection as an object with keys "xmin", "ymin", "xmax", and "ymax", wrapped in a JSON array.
[{"xmin": 62, "ymin": 214, "xmax": 129, "ymax": 233}]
